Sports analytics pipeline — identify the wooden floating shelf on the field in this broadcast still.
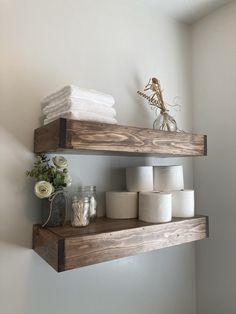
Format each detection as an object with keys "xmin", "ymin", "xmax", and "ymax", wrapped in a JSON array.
[
  {"xmin": 33, "ymin": 215, "xmax": 209, "ymax": 272},
  {"xmin": 34, "ymin": 118, "xmax": 207, "ymax": 156},
  {"xmin": 33, "ymin": 119, "xmax": 208, "ymax": 272}
]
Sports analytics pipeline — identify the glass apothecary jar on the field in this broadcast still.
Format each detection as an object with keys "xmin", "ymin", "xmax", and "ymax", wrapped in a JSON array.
[
  {"xmin": 86, "ymin": 185, "xmax": 97, "ymax": 219},
  {"xmin": 71, "ymin": 195, "xmax": 90, "ymax": 227},
  {"xmin": 78, "ymin": 186, "xmax": 97, "ymax": 219}
]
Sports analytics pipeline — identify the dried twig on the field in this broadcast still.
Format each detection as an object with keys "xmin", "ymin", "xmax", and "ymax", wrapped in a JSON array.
[{"xmin": 138, "ymin": 78, "xmax": 167, "ymax": 112}]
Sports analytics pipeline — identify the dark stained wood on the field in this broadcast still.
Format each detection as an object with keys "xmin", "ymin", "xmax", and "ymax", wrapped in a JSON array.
[
  {"xmin": 34, "ymin": 118, "xmax": 207, "ymax": 156},
  {"xmin": 33, "ymin": 216, "xmax": 209, "ymax": 272},
  {"xmin": 34, "ymin": 119, "xmax": 61, "ymax": 153},
  {"xmin": 33, "ymin": 225, "xmax": 64, "ymax": 271}
]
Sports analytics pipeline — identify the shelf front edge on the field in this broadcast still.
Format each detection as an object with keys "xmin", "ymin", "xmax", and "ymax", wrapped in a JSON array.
[
  {"xmin": 63, "ymin": 216, "xmax": 208, "ymax": 270},
  {"xmin": 33, "ymin": 216, "xmax": 209, "ymax": 272},
  {"xmin": 33, "ymin": 225, "xmax": 65, "ymax": 272},
  {"xmin": 34, "ymin": 119, "xmax": 207, "ymax": 156}
]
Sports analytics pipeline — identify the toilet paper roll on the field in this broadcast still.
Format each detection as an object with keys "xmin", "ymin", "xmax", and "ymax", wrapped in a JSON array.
[
  {"xmin": 106, "ymin": 191, "xmax": 138, "ymax": 219},
  {"xmin": 126, "ymin": 166, "xmax": 153, "ymax": 192},
  {"xmin": 172, "ymin": 190, "xmax": 195, "ymax": 218},
  {"xmin": 139, "ymin": 192, "xmax": 172, "ymax": 223},
  {"xmin": 153, "ymin": 165, "xmax": 184, "ymax": 191}
]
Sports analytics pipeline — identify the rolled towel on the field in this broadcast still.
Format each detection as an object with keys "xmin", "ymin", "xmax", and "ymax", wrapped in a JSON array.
[
  {"xmin": 43, "ymin": 99, "xmax": 116, "ymax": 118},
  {"xmin": 44, "ymin": 111, "xmax": 118, "ymax": 125},
  {"xmin": 42, "ymin": 85, "xmax": 115, "ymax": 106}
]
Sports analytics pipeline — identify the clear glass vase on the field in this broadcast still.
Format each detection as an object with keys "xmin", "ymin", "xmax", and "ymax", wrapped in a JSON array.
[
  {"xmin": 41, "ymin": 189, "xmax": 67, "ymax": 227},
  {"xmin": 153, "ymin": 112, "xmax": 178, "ymax": 132}
]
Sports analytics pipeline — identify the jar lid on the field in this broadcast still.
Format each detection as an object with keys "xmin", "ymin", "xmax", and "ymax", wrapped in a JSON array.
[
  {"xmin": 78, "ymin": 186, "xmax": 87, "ymax": 192},
  {"xmin": 87, "ymin": 185, "xmax": 96, "ymax": 191}
]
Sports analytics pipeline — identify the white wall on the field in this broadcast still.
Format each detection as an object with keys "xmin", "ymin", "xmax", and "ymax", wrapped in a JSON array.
[
  {"xmin": 0, "ymin": 1, "xmax": 195, "ymax": 314},
  {"xmin": 192, "ymin": 1, "xmax": 236, "ymax": 313}
]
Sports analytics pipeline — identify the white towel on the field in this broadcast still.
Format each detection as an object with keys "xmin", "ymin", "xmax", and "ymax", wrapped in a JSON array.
[
  {"xmin": 43, "ymin": 98, "xmax": 116, "ymax": 118},
  {"xmin": 44, "ymin": 111, "xmax": 118, "ymax": 125},
  {"xmin": 42, "ymin": 85, "xmax": 115, "ymax": 106},
  {"xmin": 45, "ymin": 107, "xmax": 115, "ymax": 120}
]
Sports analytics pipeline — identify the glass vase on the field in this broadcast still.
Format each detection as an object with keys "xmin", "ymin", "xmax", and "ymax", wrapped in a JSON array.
[
  {"xmin": 41, "ymin": 189, "xmax": 67, "ymax": 227},
  {"xmin": 153, "ymin": 112, "xmax": 178, "ymax": 132}
]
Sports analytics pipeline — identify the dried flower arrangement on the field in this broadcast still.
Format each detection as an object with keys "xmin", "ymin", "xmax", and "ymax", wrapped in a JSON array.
[{"xmin": 137, "ymin": 77, "xmax": 180, "ymax": 132}]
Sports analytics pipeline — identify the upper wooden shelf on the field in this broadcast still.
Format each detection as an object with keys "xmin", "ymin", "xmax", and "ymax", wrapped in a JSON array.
[
  {"xmin": 33, "ymin": 215, "xmax": 209, "ymax": 272},
  {"xmin": 34, "ymin": 118, "xmax": 207, "ymax": 156}
]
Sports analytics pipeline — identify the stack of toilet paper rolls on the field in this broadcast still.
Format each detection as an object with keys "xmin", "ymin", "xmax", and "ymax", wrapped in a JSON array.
[
  {"xmin": 153, "ymin": 165, "xmax": 194, "ymax": 219},
  {"xmin": 105, "ymin": 165, "xmax": 195, "ymax": 222},
  {"xmin": 105, "ymin": 166, "xmax": 152, "ymax": 219}
]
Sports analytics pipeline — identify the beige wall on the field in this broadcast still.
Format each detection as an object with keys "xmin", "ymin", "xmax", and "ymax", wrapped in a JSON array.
[
  {"xmin": 192, "ymin": 1, "xmax": 236, "ymax": 313},
  {"xmin": 0, "ymin": 1, "xmax": 194, "ymax": 314}
]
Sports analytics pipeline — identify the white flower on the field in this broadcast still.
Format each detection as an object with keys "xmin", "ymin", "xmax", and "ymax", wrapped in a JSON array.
[
  {"xmin": 52, "ymin": 156, "xmax": 68, "ymax": 169},
  {"xmin": 64, "ymin": 174, "xmax": 72, "ymax": 187},
  {"xmin": 34, "ymin": 181, "xmax": 54, "ymax": 199}
]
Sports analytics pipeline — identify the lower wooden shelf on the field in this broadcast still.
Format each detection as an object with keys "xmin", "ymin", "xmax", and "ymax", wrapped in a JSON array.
[{"xmin": 33, "ymin": 215, "xmax": 209, "ymax": 272}]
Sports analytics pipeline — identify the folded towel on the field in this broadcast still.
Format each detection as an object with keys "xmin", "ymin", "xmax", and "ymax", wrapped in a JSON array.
[
  {"xmin": 46, "ymin": 107, "xmax": 116, "ymax": 119},
  {"xmin": 46, "ymin": 107, "xmax": 116, "ymax": 120},
  {"xmin": 44, "ymin": 111, "xmax": 118, "ymax": 125},
  {"xmin": 43, "ymin": 98, "xmax": 116, "ymax": 118},
  {"xmin": 42, "ymin": 85, "xmax": 115, "ymax": 106}
]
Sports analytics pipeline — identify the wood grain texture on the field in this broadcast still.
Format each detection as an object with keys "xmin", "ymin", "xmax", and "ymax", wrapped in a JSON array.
[
  {"xmin": 34, "ymin": 119, "xmax": 62, "ymax": 153},
  {"xmin": 33, "ymin": 216, "xmax": 209, "ymax": 272},
  {"xmin": 33, "ymin": 225, "xmax": 64, "ymax": 271},
  {"xmin": 34, "ymin": 118, "xmax": 207, "ymax": 156}
]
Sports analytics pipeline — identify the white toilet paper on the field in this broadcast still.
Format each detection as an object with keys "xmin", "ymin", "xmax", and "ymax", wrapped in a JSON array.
[
  {"xmin": 139, "ymin": 192, "xmax": 172, "ymax": 223},
  {"xmin": 172, "ymin": 190, "xmax": 195, "ymax": 218},
  {"xmin": 126, "ymin": 166, "xmax": 153, "ymax": 192},
  {"xmin": 106, "ymin": 191, "xmax": 138, "ymax": 219},
  {"xmin": 153, "ymin": 165, "xmax": 184, "ymax": 191}
]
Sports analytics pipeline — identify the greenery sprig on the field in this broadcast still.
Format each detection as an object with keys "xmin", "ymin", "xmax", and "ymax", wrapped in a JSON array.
[{"xmin": 26, "ymin": 154, "xmax": 72, "ymax": 198}]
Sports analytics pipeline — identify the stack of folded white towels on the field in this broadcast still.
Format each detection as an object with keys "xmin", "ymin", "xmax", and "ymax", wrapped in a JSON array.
[{"xmin": 41, "ymin": 85, "xmax": 117, "ymax": 125}]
